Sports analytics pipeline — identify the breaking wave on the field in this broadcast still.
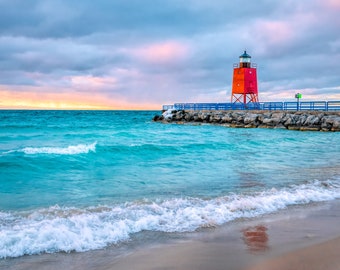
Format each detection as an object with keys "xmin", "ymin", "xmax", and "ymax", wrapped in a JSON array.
[
  {"xmin": 8, "ymin": 142, "xmax": 97, "ymax": 155},
  {"xmin": 0, "ymin": 179, "xmax": 339, "ymax": 258}
]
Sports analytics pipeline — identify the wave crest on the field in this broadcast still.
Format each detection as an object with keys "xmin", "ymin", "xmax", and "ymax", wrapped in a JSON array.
[
  {"xmin": 0, "ymin": 179, "xmax": 339, "ymax": 258},
  {"xmin": 18, "ymin": 142, "xmax": 97, "ymax": 155}
]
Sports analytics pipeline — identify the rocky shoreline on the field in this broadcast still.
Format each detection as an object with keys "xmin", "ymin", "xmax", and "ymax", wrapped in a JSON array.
[{"xmin": 153, "ymin": 110, "xmax": 340, "ymax": 131}]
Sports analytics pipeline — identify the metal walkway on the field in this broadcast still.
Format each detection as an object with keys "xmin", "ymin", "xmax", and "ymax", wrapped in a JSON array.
[{"xmin": 163, "ymin": 101, "xmax": 340, "ymax": 111}]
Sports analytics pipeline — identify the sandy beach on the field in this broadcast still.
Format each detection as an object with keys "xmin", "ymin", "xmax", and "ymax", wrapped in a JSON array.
[
  {"xmin": 248, "ymin": 236, "xmax": 340, "ymax": 270},
  {"xmin": 1, "ymin": 199, "xmax": 339, "ymax": 270}
]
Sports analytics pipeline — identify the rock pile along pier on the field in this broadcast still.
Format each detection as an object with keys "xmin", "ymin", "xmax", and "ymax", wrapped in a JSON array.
[{"xmin": 153, "ymin": 110, "xmax": 340, "ymax": 131}]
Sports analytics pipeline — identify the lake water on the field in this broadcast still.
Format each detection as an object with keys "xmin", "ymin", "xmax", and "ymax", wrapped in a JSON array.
[{"xmin": 0, "ymin": 110, "xmax": 339, "ymax": 258}]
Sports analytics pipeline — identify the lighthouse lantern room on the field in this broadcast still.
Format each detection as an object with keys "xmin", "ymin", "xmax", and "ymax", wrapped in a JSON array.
[{"xmin": 231, "ymin": 51, "xmax": 259, "ymax": 105}]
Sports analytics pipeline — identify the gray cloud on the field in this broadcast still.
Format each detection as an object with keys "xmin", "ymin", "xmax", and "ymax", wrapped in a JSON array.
[{"xmin": 0, "ymin": 0, "xmax": 339, "ymax": 108}]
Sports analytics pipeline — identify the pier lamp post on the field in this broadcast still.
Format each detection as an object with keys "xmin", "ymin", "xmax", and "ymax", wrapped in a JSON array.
[{"xmin": 295, "ymin": 93, "xmax": 302, "ymax": 111}]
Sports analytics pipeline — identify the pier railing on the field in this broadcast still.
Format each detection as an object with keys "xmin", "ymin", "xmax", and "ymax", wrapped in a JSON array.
[{"xmin": 162, "ymin": 101, "xmax": 340, "ymax": 111}]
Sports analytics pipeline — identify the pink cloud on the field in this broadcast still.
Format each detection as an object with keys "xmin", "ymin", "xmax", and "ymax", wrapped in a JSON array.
[
  {"xmin": 322, "ymin": 0, "xmax": 340, "ymax": 9},
  {"xmin": 69, "ymin": 75, "xmax": 117, "ymax": 90},
  {"xmin": 132, "ymin": 41, "xmax": 189, "ymax": 64},
  {"xmin": 248, "ymin": 12, "xmax": 318, "ymax": 56},
  {"xmin": 253, "ymin": 20, "xmax": 295, "ymax": 46}
]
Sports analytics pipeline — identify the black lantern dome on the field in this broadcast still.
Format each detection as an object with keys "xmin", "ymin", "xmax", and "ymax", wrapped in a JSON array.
[{"xmin": 239, "ymin": 50, "xmax": 251, "ymax": 67}]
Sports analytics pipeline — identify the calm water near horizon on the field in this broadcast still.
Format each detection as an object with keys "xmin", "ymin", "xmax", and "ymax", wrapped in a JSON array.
[{"xmin": 0, "ymin": 110, "xmax": 340, "ymax": 259}]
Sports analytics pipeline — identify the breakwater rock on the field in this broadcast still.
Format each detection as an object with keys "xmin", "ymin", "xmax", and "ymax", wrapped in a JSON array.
[{"xmin": 153, "ymin": 110, "xmax": 340, "ymax": 131}]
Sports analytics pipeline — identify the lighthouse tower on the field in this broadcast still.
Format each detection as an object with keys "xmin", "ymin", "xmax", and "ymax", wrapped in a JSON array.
[{"xmin": 231, "ymin": 51, "xmax": 259, "ymax": 105}]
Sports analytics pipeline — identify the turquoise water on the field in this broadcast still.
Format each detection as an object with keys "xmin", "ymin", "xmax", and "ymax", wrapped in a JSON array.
[{"xmin": 0, "ymin": 110, "xmax": 340, "ymax": 258}]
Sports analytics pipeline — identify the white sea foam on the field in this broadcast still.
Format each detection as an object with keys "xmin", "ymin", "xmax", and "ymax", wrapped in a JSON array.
[
  {"xmin": 17, "ymin": 142, "xmax": 97, "ymax": 155},
  {"xmin": 0, "ymin": 179, "xmax": 339, "ymax": 258},
  {"xmin": 162, "ymin": 108, "xmax": 176, "ymax": 120}
]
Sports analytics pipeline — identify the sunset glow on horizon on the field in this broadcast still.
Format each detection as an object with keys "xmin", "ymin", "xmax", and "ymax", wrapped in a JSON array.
[{"xmin": 0, "ymin": 89, "xmax": 161, "ymax": 110}]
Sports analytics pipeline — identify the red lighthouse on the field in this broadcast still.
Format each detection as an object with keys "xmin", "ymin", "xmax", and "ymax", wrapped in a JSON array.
[{"xmin": 231, "ymin": 51, "xmax": 259, "ymax": 105}]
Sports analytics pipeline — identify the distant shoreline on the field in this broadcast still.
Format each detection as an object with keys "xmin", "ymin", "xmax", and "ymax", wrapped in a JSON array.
[{"xmin": 153, "ymin": 110, "xmax": 340, "ymax": 131}]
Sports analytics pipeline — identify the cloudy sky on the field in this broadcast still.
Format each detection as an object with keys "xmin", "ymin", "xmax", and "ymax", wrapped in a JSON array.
[{"xmin": 0, "ymin": 0, "xmax": 339, "ymax": 109}]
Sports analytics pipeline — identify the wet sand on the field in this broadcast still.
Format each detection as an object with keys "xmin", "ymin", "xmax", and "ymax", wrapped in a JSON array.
[
  {"xmin": 248, "ymin": 236, "xmax": 340, "ymax": 270},
  {"xmin": 1, "ymin": 200, "xmax": 340, "ymax": 270}
]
